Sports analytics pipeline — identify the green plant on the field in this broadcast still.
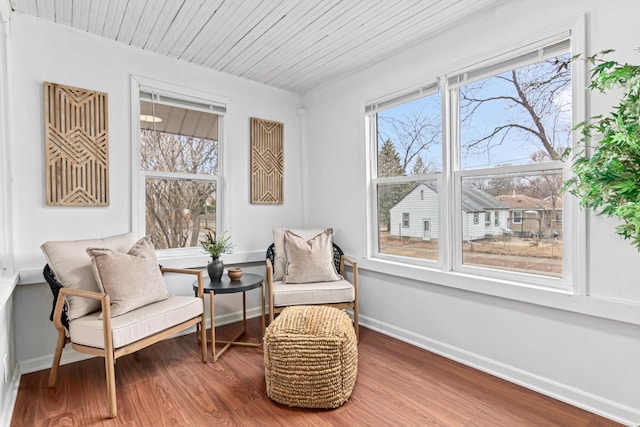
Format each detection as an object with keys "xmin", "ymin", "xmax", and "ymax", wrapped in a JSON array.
[
  {"xmin": 564, "ymin": 49, "xmax": 640, "ymax": 249},
  {"xmin": 200, "ymin": 229, "xmax": 233, "ymax": 258}
]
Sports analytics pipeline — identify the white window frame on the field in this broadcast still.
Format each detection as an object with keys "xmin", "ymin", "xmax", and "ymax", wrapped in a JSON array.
[
  {"xmin": 513, "ymin": 210, "xmax": 523, "ymax": 224},
  {"xmin": 402, "ymin": 212, "xmax": 410, "ymax": 228},
  {"xmin": 131, "ymin": 76, "xmax": 229, "ymax": 260},
  {"xmin": 366, "ymin": 16, "xmax": 586, "ymax": 294}
]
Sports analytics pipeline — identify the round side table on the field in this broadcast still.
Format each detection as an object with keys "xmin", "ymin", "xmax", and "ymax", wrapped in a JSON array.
[{"xmin": 193, "ymin": 273, "xmax": 265, "ymax": 362}]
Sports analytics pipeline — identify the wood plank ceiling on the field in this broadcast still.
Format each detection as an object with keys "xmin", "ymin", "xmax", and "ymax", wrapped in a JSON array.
[{"xmin": 9, "ymin": 0, "xmax": 503, "ymax": 93}]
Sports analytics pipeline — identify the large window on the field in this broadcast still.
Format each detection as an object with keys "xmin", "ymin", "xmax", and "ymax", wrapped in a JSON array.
[
  {"xmin": 136, "ymin": 87, "xmax": 226, "ymax": 252},
  {"xmin": 368, "ymin": 36, "xmax": 575, "ymax": 288},
  {"xmin": 370, "ymin": 85, "xmax": 442, "ymax": 263}
]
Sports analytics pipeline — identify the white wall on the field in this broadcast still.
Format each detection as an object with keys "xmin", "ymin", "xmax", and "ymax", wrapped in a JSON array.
[
  {"xmin": 9, "ymin": 13, "xmax": 303, "ymax": 366},
  {"xmin": 303, "ymin": 0, "xmax": 640, "ymax": 423}
]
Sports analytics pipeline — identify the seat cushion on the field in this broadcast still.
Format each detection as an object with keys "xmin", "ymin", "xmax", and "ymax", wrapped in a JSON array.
[
  {"xmin": 68, "ymin": 296, "xmax": 202, "ymax": 349},
  {"xmin": 272, "ymin": 279, "xmax": 355, "ymax": 307},
  {"xmin": 87, "ymin": 236, "xmax": 169, "ymax": 318},
  {"xmin": 41, "ymin": 233, "xmax": 136, "ymax": 320}
]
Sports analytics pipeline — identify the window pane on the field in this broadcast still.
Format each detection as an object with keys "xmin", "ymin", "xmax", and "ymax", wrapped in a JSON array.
[
  {"xmin": 145, "ymin": 178, "xmax": 216, "ymax": 250},
  {"xmin": 460, "ymin": 54, "xmax": 571, "ymax": 169},
  {"xmin": 377, "ymin": 181, "xmax": 438, "ymax": 262},
  {"xmin": 377, "ymin": 92, "xmax": 442, "ymax": 177},
  {"xmin": 461, "ymin": 173, "xmax": 563, "ymax": 277},
  {"xmin": 140, "ymin": 101, "xmax": 219, "ymax": 175}
]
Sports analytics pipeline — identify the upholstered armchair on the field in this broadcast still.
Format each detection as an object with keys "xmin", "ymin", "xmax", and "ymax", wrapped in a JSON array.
[
  {"xmin": 265, "ymin": 228, "xmax": 359, "ymax": 339},
  {"xmin": 41, "ymin": 233, "xmax": 207, "ymax": 419}
]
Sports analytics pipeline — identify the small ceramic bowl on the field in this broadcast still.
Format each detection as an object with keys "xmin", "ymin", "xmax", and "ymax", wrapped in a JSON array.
[{"xmin": 227, "ymin": 267, "xmax": 243, "ymax": 281}]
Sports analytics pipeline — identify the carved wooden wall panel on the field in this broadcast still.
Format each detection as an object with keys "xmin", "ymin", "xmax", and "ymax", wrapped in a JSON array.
[
  {"xmin": 44, "ymin": 82, "xmax": 109, "ymax": 206},
  {"xmin": 250, "ymin": 117, "xmax": 283, "ymax": 204}
]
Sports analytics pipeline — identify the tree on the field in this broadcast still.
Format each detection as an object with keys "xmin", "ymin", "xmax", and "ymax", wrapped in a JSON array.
[
  {"xmin": 377, "ymin": 139, "xmax": 405, "ymax": 178},
  {"xmin": 411, "ymin": 156, "xmax": 433, "ymax": 175},
  {"xmin": 378, "ymin": 104, "xmax": 441, "ymax": 172},
  {"xmin": 376, "ymin": 139, "xmax": 410, "ymax": 231},
  {"xmin": 460, "ymin": 55, "xmax": 572, "ymax": 163},
  {"xmin": 141, "ymin": 130, "xmax": 218, "ymax": 249}
]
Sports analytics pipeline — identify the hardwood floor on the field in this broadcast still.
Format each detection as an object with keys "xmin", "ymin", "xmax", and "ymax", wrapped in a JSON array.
[{"xmin": 11, "ymin": 318, "xmax": 622, "ymax": 426}]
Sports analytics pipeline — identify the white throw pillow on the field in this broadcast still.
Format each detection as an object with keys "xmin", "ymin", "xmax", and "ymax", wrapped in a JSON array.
[
  {"xmin": 87, "ymin": 236, "xmax": 169, "ymax": 318},
  {"xmin": 41, "ymin": 232, "xmax": 136, "ymax": 320},
  {"xmin": 282, "ymin": 229, "xmax": 342, "ymax": 284},
  {"xmin": 272, "ymin": 227, "xmax": 328, "ymax": 280}
]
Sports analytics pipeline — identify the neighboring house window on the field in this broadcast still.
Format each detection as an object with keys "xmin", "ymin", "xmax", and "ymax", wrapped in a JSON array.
[
  {"xmin": 402, "ymin": 213, "xmax": 410, "ymax": 228},
  {"xmin": 513, "ymin": 211, "xmax": 523, "ymax": 224},
  {"xmin": 367, "ymin": 33, "xmax": 578, "ymax": 289},
  {"xmin": 135, "ymin": 83, "xmax": 226, "ymax": 253}
]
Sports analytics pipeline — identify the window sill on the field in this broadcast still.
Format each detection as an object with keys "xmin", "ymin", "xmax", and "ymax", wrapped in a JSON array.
[{"xmin": 358, "ymin": 257, "xmax": 640, "ymax": 327}]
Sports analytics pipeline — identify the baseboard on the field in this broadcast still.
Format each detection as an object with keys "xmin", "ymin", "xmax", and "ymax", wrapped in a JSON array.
[
  {"xmin": 0, "ymin": 365, "xmax": 20, "ymax": 427},
  {"xmin": 359, "ymin": 314, "xmax": 640, "ymax": 427},
  {"xmin": 19, "ymin": 306, "xmax": 266, "ymax": 375}
]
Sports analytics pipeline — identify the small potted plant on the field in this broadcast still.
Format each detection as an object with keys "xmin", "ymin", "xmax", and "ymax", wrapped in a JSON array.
[{"xmin": 200, "ymin": 228, "xmax": 233, "ymax": 281}]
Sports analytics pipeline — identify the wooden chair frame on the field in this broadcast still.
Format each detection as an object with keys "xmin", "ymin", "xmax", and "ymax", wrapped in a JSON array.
[
  {"xmin": 266, "ymin": 243, "xmax": 359, "ymax": 340},
  {"xmin": 47, "ymin": 266, "xmax": 207, "ymax": 419}
]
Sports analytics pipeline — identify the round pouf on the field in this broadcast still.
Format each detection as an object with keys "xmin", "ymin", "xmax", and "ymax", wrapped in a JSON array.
[{"xmin": 264, "ymin": 305, "xmax": 358, "ymax": 409}]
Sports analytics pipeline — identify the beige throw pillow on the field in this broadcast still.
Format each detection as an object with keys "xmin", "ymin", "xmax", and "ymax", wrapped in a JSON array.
[
  {"xmin": 273, "ymin": 227, "xmax": 328, "ymax": 280},
  {"xmin": 87, "ymin": 236, "xmax": 169, "ymax": 318},
  {"xmin": 282, "ymin": 229, "xmax": 342, "ymax": 284},
  {"xmin": 41, "ymin": 232, "xmax": 136, "ymax": 320}
]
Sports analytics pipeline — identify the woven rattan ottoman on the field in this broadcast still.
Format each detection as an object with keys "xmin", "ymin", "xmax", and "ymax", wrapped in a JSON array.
[{"xmin": 264, "ymin": 305, "xmax": 358, "ymax": 408}]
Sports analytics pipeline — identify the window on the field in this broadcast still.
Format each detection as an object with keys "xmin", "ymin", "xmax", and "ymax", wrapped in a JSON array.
[
  {"xmin": 367, "ymin": 34, "xmax": 578, "ymax": 288},
  {"xmin": 369, "ymin": 86, "xmax": 441, "ymax": 263},
  {"xmin": 402, "ymin": 212, "xmax": 410, "ymax": 228},
  {"xmin": 512, "ymin": 210, "xmax": 523, "ymax": 224},
  {"xmin": 134, "ymin": 82, "xmax": 226, "ymax": 253}
]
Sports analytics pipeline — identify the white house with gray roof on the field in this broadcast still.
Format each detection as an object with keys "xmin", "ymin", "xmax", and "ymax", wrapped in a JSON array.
[{"xmin": 390, "ymin": 183, "xmax": 510, "ymax": 241}]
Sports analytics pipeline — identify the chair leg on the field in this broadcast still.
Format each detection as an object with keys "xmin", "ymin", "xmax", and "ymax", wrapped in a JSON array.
[
  {"xmin": 105, "ymin": 351, "xmax": 117, "ymax": 418},
  {"xmin": 200, "ymin": 312, "xmax": 207, "ymax": 363},
  {"xmin": 48, "ymin": 331, "xmax": 66, "ymax": 387}
]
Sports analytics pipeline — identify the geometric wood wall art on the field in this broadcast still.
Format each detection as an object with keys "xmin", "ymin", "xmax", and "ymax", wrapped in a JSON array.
[
  {"xmin": 44, "ymin": 82, "xmax": 109, "ymax": 206},
  {"xmin": 250, "ymin": 117, "xmax": 283, "ymax": 204}
]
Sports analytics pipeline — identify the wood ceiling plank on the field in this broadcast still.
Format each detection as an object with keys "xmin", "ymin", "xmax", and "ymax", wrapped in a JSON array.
[
  {"xmin": 11, "ymin": 0, "xmax": 503, "ymax": 93},
  {"xmin": 10, "ymin": 0, "xmax": 37, "ymax": 16},
  {"xmin": 70, "ymin": 0, "xmax": 91, "ymax": 32},
  {"xmin": 179, "ymin": 0, "xmax": 244, "ymax": 63},
  {"xmin": 34, "ymin": 0, "xmax": 55, "ymax": 20},
  {"xmin": 152, "ymin": 0, "xmax": 206, "ymax": 57},
  {"xmin": 116, "ymin": 0, "xmax": 148, "ymax": 44},
  {"xmin": 213, "ymin": 1, "xmax": 302, "ymax": 71},
  {"xmin": 222, "ymin": 0, "xmax": 322, "ymax": 75},
  {"xmin": 282, "ymin": 0, "xmax": 496, "ymax": 92},
  {"xmin": 86, "ymin": 0, "xmax": 110, "ymax": 35},
  {"xmin": 129, "ymin": 0, "xmax": 165, "ymax": 48},
  {"xmin": 199, "ymin": 1, "xmax": 279, "ymax": 68},
  {"xmin": 138, "ymin": 1, "xmax": 185, "ymax": 51},
  {"xmin": 100, "ymin": 0, "xmax": 129, "ymax": 39},
  {"xmin": 240, "ymin": 0, "xmax": 382, "ymax": 83},
  {"xmin": 54, "ymin": 0, "xmax": 73, "ymax": 26},
  {"xmin": 266, "ymin": 0, "xmax": 452, "ymax": 89},
  {"xmin": 165, "ymin": 0, "xmax": 225, "ymax": 59}
]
